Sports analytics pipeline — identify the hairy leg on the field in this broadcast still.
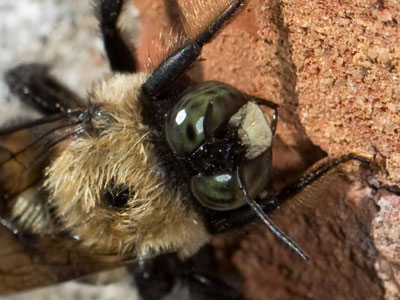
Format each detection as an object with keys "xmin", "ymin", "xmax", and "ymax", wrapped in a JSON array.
[
  {"xmin": 5, "ymin": 64, "xmax": 83, "ymax": 114},
  {"xmin": 97, "ymin": 0, "xmax": 137, "ymax": 73},
  {"xmin": 142, "ymin": 0, "xmax": 245, "ymax": 98}
]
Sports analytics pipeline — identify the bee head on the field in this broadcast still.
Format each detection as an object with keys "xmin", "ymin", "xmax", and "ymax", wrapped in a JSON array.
[
  {"xmin": 164, "ymin": 82, "xmax": 308, "ymax": 260},
  {"xmin": 165, "ymin": 81, "xmax": 274, "ymax": 211}
]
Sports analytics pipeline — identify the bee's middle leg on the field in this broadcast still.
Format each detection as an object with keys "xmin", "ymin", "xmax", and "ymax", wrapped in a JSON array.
[
  {"xmin": 97, "ymin": 0, "xmax": 137, "ymax": 73},
  {"xmin": 5, "ymin": 64, "xmax": 83, "ymax": 115}
]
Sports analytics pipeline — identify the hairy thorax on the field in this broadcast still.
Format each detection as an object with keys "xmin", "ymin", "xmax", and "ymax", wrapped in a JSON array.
[{"xmin": 45, "ymin": 73, "xmax": 210, "ymax": 259}]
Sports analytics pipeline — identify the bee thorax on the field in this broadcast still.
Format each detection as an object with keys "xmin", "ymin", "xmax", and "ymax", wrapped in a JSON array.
[{"xmin": 44, "ymin": 73, "xmax": 210, "ymax": 259}]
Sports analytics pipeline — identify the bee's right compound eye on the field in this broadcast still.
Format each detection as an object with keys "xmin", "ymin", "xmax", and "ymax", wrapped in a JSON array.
[
  {"xmin": 190, "ymin": 149, "xmax": 272, "ymax": 211},
  {"xmin": 165, "ymin": 81, "xmax": 246, "ymax": 156},
  {"xmin": 191, "ymin": 171, "xmax": 245, "ymax": 210}
]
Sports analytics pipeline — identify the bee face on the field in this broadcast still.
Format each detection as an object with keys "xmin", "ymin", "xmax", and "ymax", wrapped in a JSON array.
[{"xmin": 165, "ymin": 81, "xmax": 274, "ymax": 211}]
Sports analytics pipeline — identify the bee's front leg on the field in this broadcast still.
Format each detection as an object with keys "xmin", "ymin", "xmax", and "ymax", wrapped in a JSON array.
[{"xmin": 142, "ymin": 0, "xmax": 245, "ymax": 98}]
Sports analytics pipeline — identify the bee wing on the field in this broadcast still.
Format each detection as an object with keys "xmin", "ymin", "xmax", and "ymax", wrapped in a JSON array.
[
  {"xmin": 0, "ymin": 224, "xmax": 135, "ymax": 295},
  {"xmin": 0, "ymin": 110, "xmax": 134, "ymax": 295},
  {"xmin": 0, "ymin": 111, "xmax": 86, "ymax": 201}
]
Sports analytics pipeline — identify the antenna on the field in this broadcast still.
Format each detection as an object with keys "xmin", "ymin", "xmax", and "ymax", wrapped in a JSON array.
[{"xmin": 237, "ymin": 167, "xmax": 309, "ymax": 260}]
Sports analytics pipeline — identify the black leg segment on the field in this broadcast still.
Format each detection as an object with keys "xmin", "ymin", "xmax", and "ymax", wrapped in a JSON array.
[
  {"xmin": 183, "ymin": 271, "xmax": 247, "ymax": 300},
  {"xmin": 207, "ymin": 153, "xmax": 372, "ymax": 234},
  {"xmin": 97, "ymin": 0, "xmax": 137, "ymax": 73},
  {"xmin": 142, "ymin": 0, "xmax": 245, "ymax": 98},
  {"xmin": 130, "ymin": 250, "xmax": 246, "ymax": 300},
  {"xmin": 5, "ymin": 64, "xmax": 83, "ymax": 114},
  {"xmin": 130, "ymin": 254, "xmax": 178, "ymax": 300},
  {"xmin": 275, "ymin": 153, "xmax": 372, "ymax": 204}
]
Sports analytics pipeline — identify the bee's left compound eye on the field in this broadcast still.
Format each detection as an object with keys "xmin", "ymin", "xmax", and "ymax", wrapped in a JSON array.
[{"xmin": 165, "ymin": 82, "xmax": 247, "ymax": 156}]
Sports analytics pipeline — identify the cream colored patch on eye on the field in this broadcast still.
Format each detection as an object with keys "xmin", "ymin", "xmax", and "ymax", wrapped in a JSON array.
[{"xmin": 229, "ymin": 102, "xmax": 273, "ymax": 159}]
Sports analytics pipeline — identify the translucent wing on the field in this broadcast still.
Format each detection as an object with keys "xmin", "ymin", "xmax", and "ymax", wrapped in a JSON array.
[
  {"xmin": 0, "ymin": 111, "xmax": 87, "ymax": 201},
  {"xmin": 0, "ymin": 110, "xmax": 120, "ymax": 295},
  {"xmin": 0, "ymin": 224, "xmax": 135, "ymax": 295}
]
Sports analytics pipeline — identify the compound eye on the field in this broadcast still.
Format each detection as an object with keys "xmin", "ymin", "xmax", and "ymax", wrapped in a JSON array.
[
  {"xmin": 191, "ymin": 171, "xmax": 245, "ymax": 210},
  {"xmin": 165, "ymin": 81, "xmax": 246, "ymax": 155},
  {"xmin": 191, "ymin": 149, "xmax": 272, "ymax": 211}
]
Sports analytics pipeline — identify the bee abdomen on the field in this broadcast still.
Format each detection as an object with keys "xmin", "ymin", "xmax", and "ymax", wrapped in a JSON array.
[{"xmin": 9, "ymin": 184, "xmax": 55, "ymax": 234}]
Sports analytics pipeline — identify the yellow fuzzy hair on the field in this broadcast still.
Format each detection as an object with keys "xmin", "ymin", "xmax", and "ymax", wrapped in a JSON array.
[{"xmin": 45, "ymin": 73, "xmax": 210, "ymax": 259}]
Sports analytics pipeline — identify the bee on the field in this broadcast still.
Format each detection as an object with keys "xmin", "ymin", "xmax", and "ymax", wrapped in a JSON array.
[{"xmin": 0, "ymin": 0, "xmax": 373, "ymax": 299}]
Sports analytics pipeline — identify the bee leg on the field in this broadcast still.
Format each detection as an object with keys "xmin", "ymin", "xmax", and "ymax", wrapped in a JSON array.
[
  {"xmin": 97, "ymin": 0, "xmax": 137, "ymax": 73},
  {"xmin": 142, "ymin": 0, "xmax": 244, "ymax": 98},
  {"xmin": 130, "ymin": 253, "xmax": 178, "ymax": 300},
  {"xmin": 180, "ymin": 245, "xmax": 246, "ymax": 300},
  {"xmin": 207, "ymin": 153, "xmax": 372, "ymax": 234},
  {"xmin": 5, "ymin": 64, "xmax": 83, "ymax": 114},
  {"xmin": 274, "ymin": 153, "xmax": 372, "ymax": 205},
  {"xmin": 182, "ymin": 270, "xmax": 247, "ymax": 300},
  {"xmin": 130, "ymin": 248, "xmax": 245, "ymax": 300}
]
